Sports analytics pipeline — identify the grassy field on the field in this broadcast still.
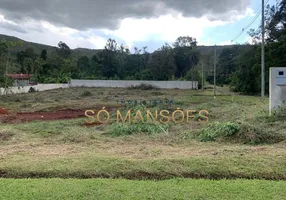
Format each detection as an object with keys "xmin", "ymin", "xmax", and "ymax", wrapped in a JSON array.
[
  {"xmin": 0, "ymin": 86, "xmax": 286, "ymax": 199},
  {"xmin": 0, "ymin": 178, "xmax": 286, "ymax": 200}
]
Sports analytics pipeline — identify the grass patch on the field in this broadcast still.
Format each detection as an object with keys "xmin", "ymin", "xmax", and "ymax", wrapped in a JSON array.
[
  {"xmin": 198, "ymin": 122, "xmax": 240, "ymax": 142},
  {"xmin": 0, "ymin": 178, "xmax": 285, "ymax": 200},
  {"xmin": 109, "ymin": 122, "xmax": 169, "ymax": 136},
  {"xmin": 0, "ymin": 128, "xmax": 15, "ymax": 141},
  {"xmin": 80, "ymin": 90, "xmax": 92, "ymax": 97},
  {"xmin": 198, "ymin": 121, "xmax": 285, "ymax": 144},
  {"xmin": 12, "ymin": 119, "xmax": 82, "ymax": 137},
  {"xmin": 236, "ymin": 123, "xmax": 284, "ymax": 145}
]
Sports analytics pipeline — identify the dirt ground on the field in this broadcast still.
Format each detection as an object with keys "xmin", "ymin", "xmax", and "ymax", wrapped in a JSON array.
[{"xmin": 0, "ymin": 105, "xmax": 123, "ymax": 124}]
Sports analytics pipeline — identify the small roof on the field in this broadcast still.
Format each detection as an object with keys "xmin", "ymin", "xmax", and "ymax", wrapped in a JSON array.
[{"xmin": 7, "ymin": 74, "xmax": 32, "ymax": 79}]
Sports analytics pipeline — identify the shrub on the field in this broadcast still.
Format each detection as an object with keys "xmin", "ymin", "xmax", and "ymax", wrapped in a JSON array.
[
  {"xmin": 198, "ymin": 121, "xmax": 284, "ymax": 144},
  {"xmin": 128, "ymin": 83, "xmax": 158, "ymax": 90},
  {"xmin": 28, "ymin": 87, "xmax": 36, "ymax": 93},
  {"xmin": 109, "ymin": 122, "xmax": 169, "ymax": 136},
  {"xmin": 109, "ymin": 104, "xmax": 169, "ymax": 136},
  {"xmin": 0, "ymin": 129, "xmax": 15, "ymax": 141},
  {"xmin": 199, "ymin": 122, "xmax": 240, "ymax": 142},
  {"xmin": 235, "ymin": 123, "xmax": 284, "ymax": 145},
  {"xmin": 80, "ymin": 90, "xmax": 92, "ymax": 97}
]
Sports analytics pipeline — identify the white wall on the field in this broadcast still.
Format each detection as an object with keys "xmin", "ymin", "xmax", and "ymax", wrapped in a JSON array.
[
  {"xmin": 269, "ymin": 67, "xmax": 286, "ymax": 115},
  {"xmin": 70, "ymin": 80, "xmax": 198, "ymax": 89},
  {"xmin": 0, "ymin": 80, "xmax": 198, "ymax": 95},
  {"xmin": 0, "ymin": 84, "xmax": 70, "ymax": 95}
]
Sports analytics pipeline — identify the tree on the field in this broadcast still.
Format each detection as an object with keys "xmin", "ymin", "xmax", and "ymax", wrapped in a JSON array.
[
  {"xmin": 41, "ymin": 49, "xmax": 48, "ymax": 60},
  {"xmin": 32, "ymin": 58, "xmax": 44, "ymax": 83},
  {"xmin": 96, "ymin": 39, "xmax": 121, "ymax": 78},
  {"xmin": 56, "ymin": 41, "xmax": 72, "ymax": 59},
  {"xmin": 185, "ymin": 68, "xmax": 204, "ymax": 89},
  {"xmin": 105, "ymin": 39, "xmax": 118, "ymax": 52},
  {"xmin": 0, "ymin": 38, "xmax": 24, "ymax": 90},
  {"xmin": 23, "ymin": 58, "xmax": 34, "ymax": 74},
  {"xmin": 230, "ymin": 46, "xmax": 260, "ymax": 94},
  {"xmin": 173, "ymin": 36, "xmax": 200, "ymax": 78},
  {"xmin": 0, "ymin": 41, "xmax": 9, "ymax": 88},
  {"xmin": 216, "ymin": 47, "xmax": 238, "ymax": 85},
  {"xmin": 232, "ymin": 0, "xmax": 286, "ymax": 94},
  {"xmin": 173, "ymin": 36, "xmax": 197, "ymax": 48},
  {"xmin": 147, "ymin": 43, "xmax": 176, "ymax": 80},
  {"xmin": 77, "ymin": 56, "xmax": 91, "ymax": 78}
]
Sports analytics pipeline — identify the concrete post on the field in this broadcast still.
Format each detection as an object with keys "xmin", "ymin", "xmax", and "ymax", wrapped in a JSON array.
[{"xmin": 269, "ymin": 67, "xmax": 286, "ymax": 115}]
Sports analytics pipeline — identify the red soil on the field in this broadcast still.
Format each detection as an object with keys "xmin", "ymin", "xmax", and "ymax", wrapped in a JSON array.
[
  {"xmin": 0, "ymin": 107, "xmax": 9, "ymax": 115},
  {"xmin": 0, "ymin": 105, "xmax": 124, "ymax": 124}
]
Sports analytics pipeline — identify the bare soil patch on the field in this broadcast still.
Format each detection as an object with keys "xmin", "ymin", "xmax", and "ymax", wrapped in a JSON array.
[{"xmin": 0, "ymin": 105, "xmax": 123, "ymax": 124}]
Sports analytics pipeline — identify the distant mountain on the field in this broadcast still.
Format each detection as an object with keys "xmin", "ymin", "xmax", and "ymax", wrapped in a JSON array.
[
  {"xmin": 0, "ymin": 33, "xmax": 252, "ymax": 57},
  {"xmin": 0, "ymin": 34, "xmax": 57, "ymax": 54}
]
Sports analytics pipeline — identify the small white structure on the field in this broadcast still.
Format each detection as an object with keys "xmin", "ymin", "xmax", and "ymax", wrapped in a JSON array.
[
  {"xmin": 269, "ymin": 67, "xmax": 286, "ymax": 115},
  {"xmin": 0, "ymin": 84, "xmax": 70, "ymax": 95}
]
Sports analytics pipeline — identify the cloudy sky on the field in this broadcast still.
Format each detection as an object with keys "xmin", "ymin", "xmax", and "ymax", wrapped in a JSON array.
[{"xmin": 0, "ymin": 0, "xmax": 278, "ymax": 52}]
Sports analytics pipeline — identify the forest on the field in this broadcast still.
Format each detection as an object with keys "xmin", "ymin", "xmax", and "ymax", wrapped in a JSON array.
[{"xmin": 0, "ymin": 0, "xmax": 286, "ymax": 95}]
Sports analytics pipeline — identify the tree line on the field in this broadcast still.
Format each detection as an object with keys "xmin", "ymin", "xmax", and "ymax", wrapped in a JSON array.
[
  {"xmin": 215, "ymin": 0, "xmax": 286, "ymax": 95},
  {"xmin": 0, "ymin": 36, "xmax": 203, "ymax": 88},
  {"xmin": 1, "ymin": 0, "xmax": 286, "ymax": 95}
]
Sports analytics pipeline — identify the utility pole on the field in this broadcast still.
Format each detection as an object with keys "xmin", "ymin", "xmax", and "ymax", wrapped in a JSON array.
[
  {"xmin": 261, "ymin": 0, "xmax": 265, "ymax": 100},
  {"xmin": 4, "ymin": 49, "xmax": 9, "ymax": 96},
  {"xmin": 214, "ymin": 45, "xmax": 217, "ymax": 97},
  {"xmin": 201, "ymin": 62, "xmax": 204, "ymax": 91}
]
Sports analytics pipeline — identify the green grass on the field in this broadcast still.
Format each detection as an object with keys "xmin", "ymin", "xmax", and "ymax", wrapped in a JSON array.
[{"xmin": 0, "ymin": 178, "xmax": 285, "ymax": 200}]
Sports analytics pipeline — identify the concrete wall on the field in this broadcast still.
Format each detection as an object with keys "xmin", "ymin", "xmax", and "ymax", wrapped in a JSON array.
[
  {"xmin": 70, "ymin": 80, "xmax": 198, "ymax": 89},
  {"xmin": 0, "ymin": 84, "xmax": 70, "ymax": 95},
  {"xmin": 269, "ymin": 67, "xmax": 286, "ymax": 115},
  {"xmin": 0, "ymin": 80, "xmax": 198, "ymax": 95}
]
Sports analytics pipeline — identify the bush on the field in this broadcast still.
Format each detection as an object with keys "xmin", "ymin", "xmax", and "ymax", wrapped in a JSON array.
[
  {"xmin": 109, "ymin": 122, "xmax": 169, "ymax": 136},
  {"xmin": 235, "ymin": 123, "xmax": 284, "ymax": 145},
  {"xmin": 128, "ymin": 83, "xmax": 158, "ymax": 90},
  {"xmin": 199, "ymin": 122, "xmax": 240, "ymax": 142},
  {"xmin": 80, "ymin": 90, "xmax": 92, "ymax": 97},
  {"xmin": 0, "ymin": 129, "xmax": 15, "ymax": 141},
  {"xmin": 198, "ymin": 121, "xmax": 284, "ymax": 144},
  {"xmin": 109, "ymin": 104, "xmax": 169, "ymax": 136},
  {"xmin": 28, "ymin": 87, "xmax": 37, "ymax": 93}
]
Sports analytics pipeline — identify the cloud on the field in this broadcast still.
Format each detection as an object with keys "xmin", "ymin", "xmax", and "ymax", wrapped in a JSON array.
[
  {"xmin": 0, "ymin": 14, "xmax": 27, "ymax": 33},
  {"xmin": 219, "ymin": 40, "xmax": 233, "ymax": 45},
  {"xmin": 0, "ymin": 17, "xmax": 108, "ymax": 49},
  {"xmin": 0, "ymin": 0, "xmax": 255, "ymax": 51},
  {"xmin": 0, "ymin": 0, "xmax": 251, "ymax": 30}
]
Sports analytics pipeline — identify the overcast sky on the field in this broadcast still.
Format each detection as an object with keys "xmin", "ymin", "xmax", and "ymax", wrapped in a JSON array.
[{"xmin": 0, "ymin": 0, "xmax": 278, "ymax": 52}]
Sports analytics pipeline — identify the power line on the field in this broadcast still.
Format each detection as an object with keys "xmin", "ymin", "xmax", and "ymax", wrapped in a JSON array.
[
  {"xmin": 217, "ymin": 43, "xmax": 286, "ymax": 66},
  {"xmin": 231, "ymin": 0, "xmax": 270, "ymax": 43}
]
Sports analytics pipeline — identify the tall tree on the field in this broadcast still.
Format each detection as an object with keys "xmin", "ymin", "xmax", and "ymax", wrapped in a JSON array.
[
  {"xmin": 147, "ymin": 43, "xmax": 176, "ymax": 80},
  {"xmin": 173, "ymin": 36, "xmax": 200, "ymax": 78},
  {"xmin": 77, "ymin": 56, "xmax": 91, "ymax": 78},
  {"xmin": 56, "ymin": 41, "xmax": 72, "ymax": 59}
]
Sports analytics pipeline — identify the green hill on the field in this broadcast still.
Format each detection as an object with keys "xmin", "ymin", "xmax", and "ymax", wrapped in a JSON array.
[{"xmin": 0, "ymin": 34, "xmax": 251, "ymax": 57}]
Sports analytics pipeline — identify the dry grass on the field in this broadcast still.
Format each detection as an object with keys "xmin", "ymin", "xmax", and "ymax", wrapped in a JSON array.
[{"xmin": 0, "ymin": 87, "xmax": 285, "ymax": 179}]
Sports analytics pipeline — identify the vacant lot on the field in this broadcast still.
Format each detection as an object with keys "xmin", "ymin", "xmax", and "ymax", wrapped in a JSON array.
[
  {"xmin": 0, "ymin": 86, "xmax": 285, "ymax": 199},
  {"xmin": 0, "ymin": 86, "xmax": 285, "ymax": 179}
]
